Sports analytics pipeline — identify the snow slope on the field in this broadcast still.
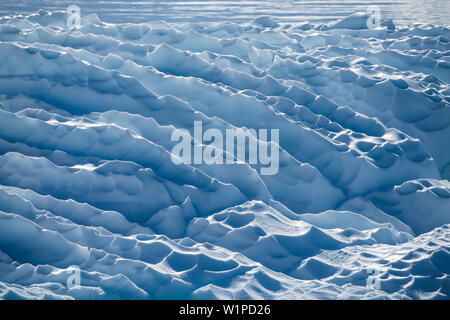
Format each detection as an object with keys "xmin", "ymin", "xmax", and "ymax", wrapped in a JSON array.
[{"xmin": 0, "ymin": 9, "xmax": 449, "ymax": 299}]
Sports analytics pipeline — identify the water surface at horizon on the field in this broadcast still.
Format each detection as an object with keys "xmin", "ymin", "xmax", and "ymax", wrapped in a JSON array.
[{"xmin": 0, "ymin": 0, "xmax": 449, "ymax": 25}]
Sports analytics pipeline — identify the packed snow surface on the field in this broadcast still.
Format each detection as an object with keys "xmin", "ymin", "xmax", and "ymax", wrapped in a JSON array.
[{"xmin": 0, "ymin": 9, "xmax": 449, "ymax": 299}]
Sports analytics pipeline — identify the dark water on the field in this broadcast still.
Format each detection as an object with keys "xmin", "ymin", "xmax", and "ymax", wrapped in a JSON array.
[{"xmin": 0, "ymin": 0, "xmax": 449, "ymax": 25}]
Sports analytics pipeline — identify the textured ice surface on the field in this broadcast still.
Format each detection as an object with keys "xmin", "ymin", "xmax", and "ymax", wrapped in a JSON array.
[{"xmin": 0, "ymin": 9, "xmax": 449, "ymax": 299}]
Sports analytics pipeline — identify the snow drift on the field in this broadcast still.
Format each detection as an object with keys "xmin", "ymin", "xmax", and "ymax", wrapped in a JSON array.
[{"xmin": 0, "ymin": 10, "xmax": 449, "ymax": 299}]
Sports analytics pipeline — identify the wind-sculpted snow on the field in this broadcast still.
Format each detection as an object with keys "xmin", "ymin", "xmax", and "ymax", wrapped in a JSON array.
[{"xmin": 0, "ymin": 10, "xmax": 449, "ymax": 300}]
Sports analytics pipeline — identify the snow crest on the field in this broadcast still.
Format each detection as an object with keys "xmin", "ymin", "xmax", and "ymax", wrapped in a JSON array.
[{"xmin": 0, "ymin": 10, "xmax": 449, "ymax": 299}]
